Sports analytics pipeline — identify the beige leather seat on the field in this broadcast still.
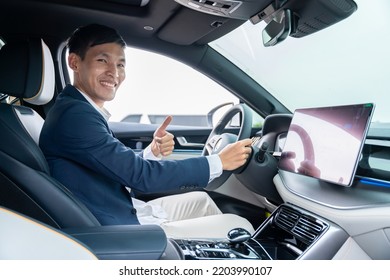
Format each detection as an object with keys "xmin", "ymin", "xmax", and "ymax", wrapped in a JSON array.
[{"xmin": 0, "ymin": 206, "xmax": 97, "ymax": 260}]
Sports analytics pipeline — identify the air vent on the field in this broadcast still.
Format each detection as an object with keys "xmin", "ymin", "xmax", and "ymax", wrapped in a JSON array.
[
  {"xmin": 274, "ymin": 206, "xmax": 328, "ymax": 244},
  {"xmin": 275, "ymin": 206, "xmax": 299, "ymax": 230},
  {"xmin": 292, "ymin": 215, "xmax": 327, "ymax": 244}
]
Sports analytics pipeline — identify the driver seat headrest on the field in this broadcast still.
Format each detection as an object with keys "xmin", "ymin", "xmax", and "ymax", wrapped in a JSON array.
[
  {"xmin": 0, "ymin": 37, "xmax": 55, "ymax": 169},
  {"xmin": 0, "ymin": 38, "xmax": 54, "ymax": 105}
]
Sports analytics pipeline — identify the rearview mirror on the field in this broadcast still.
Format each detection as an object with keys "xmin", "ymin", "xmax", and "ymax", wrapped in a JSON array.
[{"xmin": 262, "ymin": 9, "xmax": 292, "ymax": 47}]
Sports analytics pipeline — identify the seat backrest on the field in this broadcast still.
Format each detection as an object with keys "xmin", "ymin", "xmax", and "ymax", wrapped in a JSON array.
[{"xmin": 0, "ymin": 38, "xmax": 100, "ymax": 228}]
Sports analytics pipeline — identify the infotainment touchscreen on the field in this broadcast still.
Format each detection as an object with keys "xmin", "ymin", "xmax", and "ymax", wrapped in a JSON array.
[{"xmin": 278, "ymin": 103, "xmax": 375, "ymax": 186}]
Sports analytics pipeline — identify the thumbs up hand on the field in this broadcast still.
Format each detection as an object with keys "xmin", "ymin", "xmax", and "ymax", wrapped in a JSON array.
[{"xmin": 151, "ymin": 116, "xmax": 175, "ymax": 157}]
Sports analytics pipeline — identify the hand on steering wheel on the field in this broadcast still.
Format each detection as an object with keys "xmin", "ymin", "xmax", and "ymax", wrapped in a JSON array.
[
  {"xmin": 218, "ymin": 139, "xmax": 253, "ymax": 171},
  {"xmin": 202, "ymin": 104, "xmax": 253, "ymax": 190}
]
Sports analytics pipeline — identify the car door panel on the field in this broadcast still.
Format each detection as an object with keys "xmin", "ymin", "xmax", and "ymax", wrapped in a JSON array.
[{"xmin": 109, "ymin": 121, "xmax": 252, "ymax": 152}]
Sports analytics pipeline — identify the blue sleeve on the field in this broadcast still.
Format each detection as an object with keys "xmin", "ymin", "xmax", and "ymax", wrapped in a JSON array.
[{"xmin": 46, "ymin": 101, "xmax": 210, "ymax": 193}]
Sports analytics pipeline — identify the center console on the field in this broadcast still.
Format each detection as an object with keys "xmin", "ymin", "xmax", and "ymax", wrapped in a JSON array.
[
  {"xmin": 173, "ymin": 237, "xmax": 272, "ymax": 260},
  {"xmin": 171, "ymin": 204, "xmax": 349, "ymax": 260}
]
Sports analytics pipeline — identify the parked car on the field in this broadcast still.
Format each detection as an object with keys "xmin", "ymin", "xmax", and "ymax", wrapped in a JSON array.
[{"xmin": 0, "ymin": 0, "xmax": 389, "ymax": 261}]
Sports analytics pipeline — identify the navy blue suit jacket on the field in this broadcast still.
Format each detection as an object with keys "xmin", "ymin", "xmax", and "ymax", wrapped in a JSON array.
[{"xmin": 39, "ymin": 85, "xmax": 210, "ymax": 225}]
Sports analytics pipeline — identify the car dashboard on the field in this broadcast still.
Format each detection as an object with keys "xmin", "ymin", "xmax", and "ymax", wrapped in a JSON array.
[
  {"xmin": 168, "ymin": 112, "xmax": 390, "ymax": 260},
  {"xmin": 170, "ymin": 158, "xmax": 390, "ymax": 260}
]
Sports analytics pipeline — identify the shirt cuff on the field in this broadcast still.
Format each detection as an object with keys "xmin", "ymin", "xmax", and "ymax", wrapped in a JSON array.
[
  {"xmin": 206, "ymin": 154, "xmax": 223, "ymax": 183},
  {"xmin": 143, "ymin": 144, "xmax": 162, "ymax": 161}
]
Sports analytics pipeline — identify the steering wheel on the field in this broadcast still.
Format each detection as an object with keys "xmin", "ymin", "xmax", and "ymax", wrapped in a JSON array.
[
  {"xmin": 202, "ymin": 104, "xmax": 252, "ymax": 190},
  {"xmin": 234, "ymin": 113, "xmax": 292, "ymax": 205}
]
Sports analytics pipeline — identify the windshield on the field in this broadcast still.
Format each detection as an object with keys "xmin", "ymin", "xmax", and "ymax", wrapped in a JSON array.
[{"xmin": 209, "ymin": 0, "xmax": 389, "ymax": 125}]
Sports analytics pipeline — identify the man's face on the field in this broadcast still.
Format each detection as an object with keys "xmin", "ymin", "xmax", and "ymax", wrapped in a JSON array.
[{"xmin": 69, "ymin": 42, "xmax": 126, "ymax": 107}]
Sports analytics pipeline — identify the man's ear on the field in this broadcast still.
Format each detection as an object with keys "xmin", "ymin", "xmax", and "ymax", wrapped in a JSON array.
[{"xmin": 68, "ymin": 53, "xmax": 80, "ymax": 71}]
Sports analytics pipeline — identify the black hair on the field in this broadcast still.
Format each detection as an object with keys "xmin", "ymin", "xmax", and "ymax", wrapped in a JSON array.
[{"xmin": 67, "ymin": 24, "xmax": 126, "ymax": 59}]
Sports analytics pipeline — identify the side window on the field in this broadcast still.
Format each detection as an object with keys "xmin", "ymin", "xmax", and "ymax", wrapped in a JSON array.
[
  {"xmin": 105, "ymin": 47, "xmax": 244, "ymax": 127},
  {"xmin": 66, "ymin": 46, "xmax": 263, "ymax": 128}
]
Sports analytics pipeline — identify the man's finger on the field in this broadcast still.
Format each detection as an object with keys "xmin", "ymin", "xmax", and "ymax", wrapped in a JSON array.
[
  {"xmin": 157, "ymin": 115, "xmax": 173, "ymax": 132},
  {"xmin": 154, "ymin": 136, "xmax": 162, "ymax": 144}
]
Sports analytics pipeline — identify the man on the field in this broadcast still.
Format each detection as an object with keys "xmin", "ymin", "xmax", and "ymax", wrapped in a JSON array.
[{"xmin": 39, "ymin": 24, "xmax": 254, "ymax": 239}]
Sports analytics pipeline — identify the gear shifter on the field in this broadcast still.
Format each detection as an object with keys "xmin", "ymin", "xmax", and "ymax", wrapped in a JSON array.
[{"xmin": 227, "ymin": 227, "xmax": 251, "ymax": 243}]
